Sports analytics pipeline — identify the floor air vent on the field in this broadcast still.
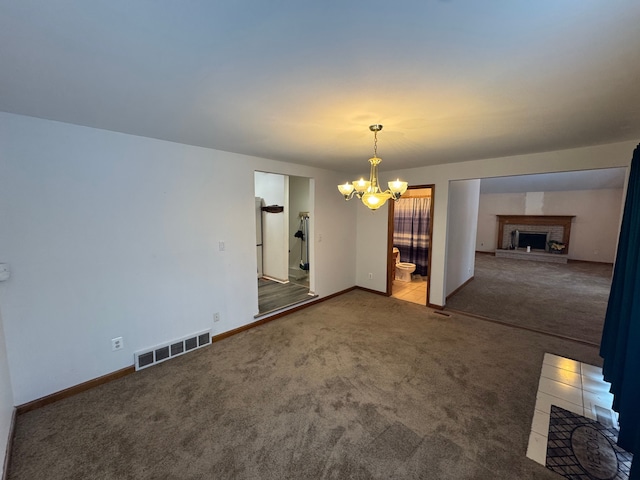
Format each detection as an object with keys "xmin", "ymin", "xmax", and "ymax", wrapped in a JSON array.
[{"xmin": 134, "ymin": 330, "xmax": 211, "ymax": 371}]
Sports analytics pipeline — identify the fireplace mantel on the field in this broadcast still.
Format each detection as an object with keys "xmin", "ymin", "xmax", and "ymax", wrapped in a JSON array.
[{"xmin": 496, "ymin": 215, "xmax": 575, "ymax": 251}]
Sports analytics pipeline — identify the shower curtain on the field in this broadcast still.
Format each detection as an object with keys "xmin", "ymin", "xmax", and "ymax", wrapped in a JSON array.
[{"xmin": 393, "ymin": 197, "xmax": 431, "ymax": 276}]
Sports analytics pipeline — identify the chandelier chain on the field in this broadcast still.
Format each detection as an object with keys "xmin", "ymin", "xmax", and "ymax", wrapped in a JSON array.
[{"xmin": 373, "ymin": 129, "xmax": 378, "ymax": 157}]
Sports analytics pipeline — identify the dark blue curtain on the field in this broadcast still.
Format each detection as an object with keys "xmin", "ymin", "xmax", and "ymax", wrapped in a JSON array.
[
  {"xmin": 393, "ymin": 197, "xmax": 430, "ymax": 276},
  {"xmin": 600, "ymin": 143, "xmax": 640, "ymax": 479}
]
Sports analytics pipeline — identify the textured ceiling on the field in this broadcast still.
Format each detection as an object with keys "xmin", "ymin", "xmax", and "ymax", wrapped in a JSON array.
[{"xmin": 1, "ymin": 1, "xmax": 639, "ymax": 174}]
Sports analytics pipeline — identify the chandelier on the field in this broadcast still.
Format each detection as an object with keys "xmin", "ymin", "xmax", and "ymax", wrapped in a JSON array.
[{"xmin": 337, "ymin": 125, "xmax": 408, "ymax": 210}]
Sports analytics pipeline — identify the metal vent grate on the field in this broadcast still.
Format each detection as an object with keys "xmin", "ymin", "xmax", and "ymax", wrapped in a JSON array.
[
  {"xmin": 155, "ymin": 346, "xmax": 170, "ymax": 362},
  {"xmin": 138, "ymin": 352, "xmax": 154, "ymax": 369},
  {"xmin": 170, "ymin": 342, "xmax": 184, "ymax": 356},
  {"xmin": 185, "ymin": 337, "xmax": 197, "ymax": 351},
  {"xmin": 134, "ymin": 330, "xmax": 211, "ymax": 371}
]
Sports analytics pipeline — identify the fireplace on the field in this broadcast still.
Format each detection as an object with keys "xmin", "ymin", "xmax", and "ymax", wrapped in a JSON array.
[
  {"xmin": 516, "ymin": 231, "xmax": 550, "ymax": 251},
  {"xmin": 497, "ymin": 215, "xmax": 575, "ymax": 253}
]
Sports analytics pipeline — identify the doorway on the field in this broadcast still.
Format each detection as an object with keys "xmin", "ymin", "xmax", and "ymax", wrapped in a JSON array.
[
  {"xmin": 254, "ymin": 172, "xmax": 315, "ymax": 316},
  {"xmin": 386, "ymin": 185, "xmax": 434, "ymax": 306},
  {"xmin": 444, "ymin": 170, "xmax": 623, "ymax": 343}
]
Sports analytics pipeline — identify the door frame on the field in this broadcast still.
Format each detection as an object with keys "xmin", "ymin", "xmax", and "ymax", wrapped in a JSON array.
[{"xmin": 386, "ymin": 184, "xmax": 435, "ymax": 306}]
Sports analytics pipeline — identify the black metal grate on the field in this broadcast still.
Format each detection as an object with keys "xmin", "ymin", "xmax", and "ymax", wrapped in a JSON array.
[
  {"xmin": 155, "ymin": 346, "xmax": 170, "ymax": 362},
  {"xmin": 518, "ymin": 232, "xmax": 548, "ymax": 250},
  {"xmin": 134, "ymin": 330, "xmax": 211, "ymax": 371},
  {"xmin": 170, "ymin": 342, "xmax": 184, "ymax": 356},
  {"xmin": 138, "ymin": 352, "xmax": 154, "ymax": 369},
  {"xmin": 185, "ymin": 337, "xmax": 198, "ymax": 351}
]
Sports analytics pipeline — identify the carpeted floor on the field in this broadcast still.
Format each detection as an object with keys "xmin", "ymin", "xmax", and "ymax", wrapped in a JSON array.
[
  {"xmin": 444, "ymin": 253, "xmax": 614, "ymax": 345},
  {"xmin": 8, "ymin": 289, "xmax": 603, "ymax": 479}
]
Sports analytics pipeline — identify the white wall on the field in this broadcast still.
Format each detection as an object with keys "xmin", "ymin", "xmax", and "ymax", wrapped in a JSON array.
[
  {"xmin": 446, "ymin": 180, "xmax": 481, "ymax": 296},
  {"xmin": 0, "ymin": 308, "xmax": 14, "ymax": 480},
  {"xmin": 355, "ymin": 140, "xmax": 637, "ymax": 307},
  {"xmin": 0, "ymin": 112, "xmax": 356, "ymax": 405},
  {"xmin": 255, "ymin": 172, "xmax": 289, "ymax": 281},
  {"xmin": 475, "ymin": 189, "xmax": 624, "ymax": 262},
  {"xmin": 355, "ymin": 204, "xmax": 389, "ymax": 291}
]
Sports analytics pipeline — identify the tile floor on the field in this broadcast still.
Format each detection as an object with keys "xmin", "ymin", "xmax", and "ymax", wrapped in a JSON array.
[
  {"xmin": 391, "ymin": 275, "xmax": 427, "ymax": 305},
  {"xmin": 526, "ymin": 353, "xmax": 617, "ymax": 465}
]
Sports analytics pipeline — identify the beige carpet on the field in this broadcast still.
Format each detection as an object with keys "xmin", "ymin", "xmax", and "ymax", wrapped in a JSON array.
[
  {"xmin": 8, "ymin": 289, "xmax": 602, "ymax": 479},
  {"xmin": 445, "ymin": 253, "xmax": 613, "ymax": 345}
]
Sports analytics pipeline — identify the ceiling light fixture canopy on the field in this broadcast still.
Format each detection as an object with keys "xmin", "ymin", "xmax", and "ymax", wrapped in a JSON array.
[{"xmin": 337, "ymin": 124, "xmax": 408, "ymax": 210}]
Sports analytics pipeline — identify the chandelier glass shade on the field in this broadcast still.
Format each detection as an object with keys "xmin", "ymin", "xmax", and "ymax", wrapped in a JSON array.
[{"xmin": 337, "ymin": 125, "xmax": 408, "ymax": 210}]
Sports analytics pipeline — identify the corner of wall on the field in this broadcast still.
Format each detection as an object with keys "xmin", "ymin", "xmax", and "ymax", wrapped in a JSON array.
[{"xmin": 0, "ymin": 307, "xmax": 16, "ymax": 480}]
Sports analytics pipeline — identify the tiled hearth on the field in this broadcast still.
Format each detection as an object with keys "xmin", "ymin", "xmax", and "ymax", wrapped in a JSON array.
[{"xmin": 495, "ymin": 249, "xmax": 568, "ymax": 263}]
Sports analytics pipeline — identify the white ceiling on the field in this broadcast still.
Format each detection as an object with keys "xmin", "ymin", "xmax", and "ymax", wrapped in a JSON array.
[{"xmin": 1, "ymin": 1, "xmax": 639, "ymax": 174}]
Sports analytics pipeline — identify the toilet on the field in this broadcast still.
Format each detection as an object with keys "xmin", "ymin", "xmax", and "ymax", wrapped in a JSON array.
[{"xmin": 393, "ymin": 247, "xmax": 416, "ymax": 282}]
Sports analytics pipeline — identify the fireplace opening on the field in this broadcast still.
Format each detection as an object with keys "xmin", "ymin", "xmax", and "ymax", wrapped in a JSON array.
[{"xmin": 515, "ymin": 231, "xmax": 549, "ymax": 251}]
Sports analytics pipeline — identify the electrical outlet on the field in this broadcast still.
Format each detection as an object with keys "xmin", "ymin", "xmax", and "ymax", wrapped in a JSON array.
[
  {"xmin": 219, "ymin": 241, "xmax": 225, "ymax": 251},
  {"xmin": 111, "ymin": 337, "xmax": 124, "ymax": 351},
  {"xmin": 368, "ymin": 273, "xmax": 373, "ymax": 279},
  {"xmin": 213, "ymin": 312, "xmax": 220, "ymax": 323}
]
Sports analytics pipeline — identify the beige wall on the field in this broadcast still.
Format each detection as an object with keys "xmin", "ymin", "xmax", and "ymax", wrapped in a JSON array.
[
  {"xmin": 475, "ymin": 193, "xmax": 525, "ymax": 251},
  {"xmin": 476, "ymin": 189, "xmax": 624, "ymax": 262}
]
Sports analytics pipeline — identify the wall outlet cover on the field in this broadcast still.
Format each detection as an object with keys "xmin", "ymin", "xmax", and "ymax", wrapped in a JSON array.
[{"xmin": 111, "ymin": 337, "xmax": 124, "ymax": 351}]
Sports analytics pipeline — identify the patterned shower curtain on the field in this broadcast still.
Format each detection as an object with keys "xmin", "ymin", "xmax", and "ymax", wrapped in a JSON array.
[{"xmin": 393, "ymin": 197, "xmax": 431, "ymax": 276}]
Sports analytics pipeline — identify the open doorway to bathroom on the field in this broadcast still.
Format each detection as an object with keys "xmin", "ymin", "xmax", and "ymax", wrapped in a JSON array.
[
  {"xmin": 254, "ymin": 172, "xmax": 316, "ymax": 316},
  {"xmin": 386, "ymin": 185, "xmax": 434, "ymax": 306}
]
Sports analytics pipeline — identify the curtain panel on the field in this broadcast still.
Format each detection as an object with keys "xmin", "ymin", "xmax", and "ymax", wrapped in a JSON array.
[{"xmin": 600, "ymin": 143, "xmax": 640, "ymax": 479}]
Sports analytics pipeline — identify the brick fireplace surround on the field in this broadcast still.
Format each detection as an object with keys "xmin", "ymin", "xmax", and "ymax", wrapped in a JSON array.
[{"xmin": 496, "ymin": 215, "xmax": 575, "ymax": 253}]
